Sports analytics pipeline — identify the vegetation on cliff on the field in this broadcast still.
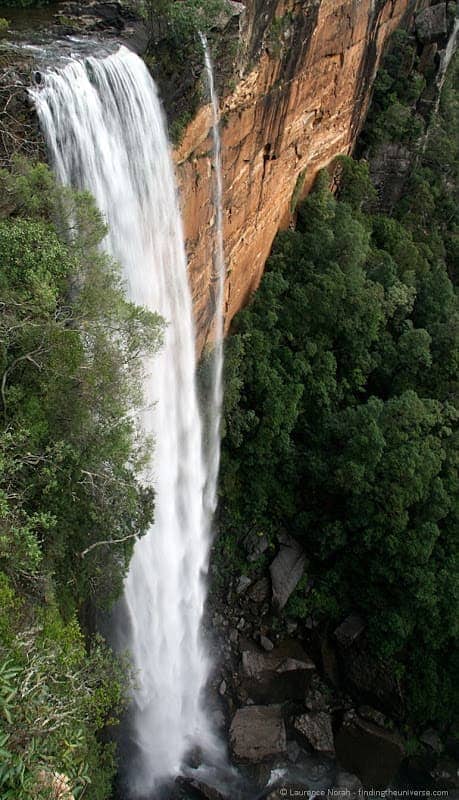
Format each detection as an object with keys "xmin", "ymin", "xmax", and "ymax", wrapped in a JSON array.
[
  {"xmin": 219, "ymin": 51, "xmax": 458, "ymax": 730},
  {"xmin": 0, "ymin": 159, "xmax": 163, "ymax": 798}
]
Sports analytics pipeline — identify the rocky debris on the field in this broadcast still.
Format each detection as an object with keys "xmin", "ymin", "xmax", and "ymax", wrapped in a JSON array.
[
  {"xmin": 241, "ymin": 644, "xmax": 315, "ymax": 703},
  {"xmin": 247, "ymin": 577, "xmax": 270, "ymax": 603},
  {"xmin": 269, "ymin": 533, "xmax": 307, "ymax": 610},
  {"xmin": 335, "ymin": 711, "xmax": 405, "ymax": 788},
  {"xmin": 334, "ymin": 615, "xmax": 365, "ymax": 648},
  {"xmin": 56, "ymin": 1, "xmax": 139, "ymax": 33},
  {"xmin": 229, "ymin": 705, "xmax": 287, "ymax": 764},
  {"xmin": 415, "ymin": 5, "xmax": 447, "ymax": 43},
  {"xmin": 260, "ymin": 635, "xmax": 274, "ymax": 652},
  {"xmin": 294, "ymin": 711, "xmax": 335, "ymax": 755},
  {"xmin": 245, "ymin": 531, "xmax": 270, "ymax": 562},
  {"xmin": 236, "ymin": 575, "xmax": 251, "ymax": 594}
]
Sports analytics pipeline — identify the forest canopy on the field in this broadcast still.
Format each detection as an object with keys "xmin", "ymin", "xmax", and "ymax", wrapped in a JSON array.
[{"xmin": 220, "ymin": 54, "xmax": 459, "ymax": 729}]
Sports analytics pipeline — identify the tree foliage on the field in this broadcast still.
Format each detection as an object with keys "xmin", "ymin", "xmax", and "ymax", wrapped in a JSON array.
[
  {"xmin": 143, "ymin": 0, "xmax": 229, "ymax": 48},
  {"xmin": 0, "ymin": 158, "xmax": 164, "ymax": 796},
  {"xmin": 220, "ymin": 153, "xmax": 458, "ymax": 727}
]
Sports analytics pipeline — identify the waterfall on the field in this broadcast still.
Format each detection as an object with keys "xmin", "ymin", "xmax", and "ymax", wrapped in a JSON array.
[
  {"xmin": 199, "ymin": 34, "xmax": 225, "ymax": 520},
  {"xmin": 31, "ymin": 45, "xmax": 216, "ymax": 797}
]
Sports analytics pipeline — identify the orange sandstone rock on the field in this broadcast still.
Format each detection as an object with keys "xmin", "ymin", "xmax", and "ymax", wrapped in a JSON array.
[{"xmin": 174, "ymin": 0, "xmax": 415, "ymax": 353}]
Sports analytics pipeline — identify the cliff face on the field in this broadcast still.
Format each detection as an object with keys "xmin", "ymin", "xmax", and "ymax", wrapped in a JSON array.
[{"xmin": 174, "ymin": 0, "xmax": 416, "ymax": 352}]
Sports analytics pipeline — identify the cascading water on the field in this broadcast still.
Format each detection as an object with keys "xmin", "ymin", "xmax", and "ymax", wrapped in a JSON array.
[
  {"xmin": 31, "ymin": 45, "xmax": 217, "ymax": 797},
  {"xmin": 199, "ymin": 33, "xmax": 225, "ymax": 519}
]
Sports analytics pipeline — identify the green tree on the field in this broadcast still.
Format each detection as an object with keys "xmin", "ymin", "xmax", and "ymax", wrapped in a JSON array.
[
  {"xmin": 0, "ymin": 159, "xmax": 164, "ymax": 797},
  {"xmin": 220, "ymin": 169, "xmax": 458, "ymax": 728}
]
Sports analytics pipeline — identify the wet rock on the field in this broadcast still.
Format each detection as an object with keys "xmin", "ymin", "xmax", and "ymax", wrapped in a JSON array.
[
  {"xmin": 269, "ymin": 533, "xmax": 307, "ymax": 610},
  {"xmin": 415, "ymin": 5, "xmax": 447, "ymax": 43},
  {"xmin": 335, "ymin": 711, "xmax": 405, "ymax": 788},
  {"xmin": 294, "ymin": 711, "xmax": 335, "ymax": 755},
  {"xmin": 242, "ymin": 643, "xmax": 315, "ymax": 703},
  {"xmin": 218, "ymin": 680, "xmax": 227, "ymax": 696},
  {"xmin": 260, "ymin": 635, "xmax": 274, "ymax": 652},
  {"xmin": 237, "ymin": 617, "xmax": 246, "ymax": 631},
  {"xmin": 176, "ymin": 775, "xmax": 230, "ymax": 800},
  {"xmin": 229, "ymin": 629, "xmax": 239, "ymax": 644},
  {"xmin": 236, "ymin": 575, "xmax": 252, "ymax": 595},
  {"xmin": 229, "ymin": 705, "xmax": 287, "ymax": 764}
]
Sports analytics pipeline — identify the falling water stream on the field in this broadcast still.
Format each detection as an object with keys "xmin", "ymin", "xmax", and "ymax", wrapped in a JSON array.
[
  {"xmin": 31, "ymin": 45, "xmax": 220, "ymax": 797},
  {"xmin": 199, "ymin": 33, "xmax": 225, "ymax": 520}
]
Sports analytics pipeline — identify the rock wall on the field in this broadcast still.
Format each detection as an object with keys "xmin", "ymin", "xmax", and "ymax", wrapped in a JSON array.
[{"xmin": 174, "ymin": 0, "xmax": 416, "ymax": 353}]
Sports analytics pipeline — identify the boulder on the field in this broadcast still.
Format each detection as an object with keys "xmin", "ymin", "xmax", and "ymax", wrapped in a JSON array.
[
  {"xmin": 335, "ymin": 711, "xmax": 405, "ymax": 788},
  {"xmin": 269, "ymin": 533, "xmax": 307, "ymax": 610},
  {"xmin": 334, "ymin": 615, "xmax": 365, "ymax": 647},
  {"xmin": 241, "ymin": 643, "xmax": 315, "ymax": 703},
  {"xmin": 176, "ymin": 772, "xmax": 234, "ymax": 800},
  {"xmin": 229, "ymin": 705, "xmax": 287, "ymax": 764},
  {"xmin": 415, "ymin": 5, "xmax": 447, "ymax": 43},
  {"xmin": 182, "ymin": 780, "xmax": 224, "ymax": 800},
  {"xmin": 294, "ymin": 711, "xmax": 335, "ymax": 755},
  {"xmin": 244, "ymin": 531, "xmax": 269, "ymax": 562}
]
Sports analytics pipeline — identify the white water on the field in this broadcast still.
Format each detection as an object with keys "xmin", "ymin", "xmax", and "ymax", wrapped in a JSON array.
[
  {"xmin": 200, "ymin": 34, "xmax": 225, "ymax": 519},
  {"xmin": 31, "ymin": 46, "xmax": 216, "ymax": 796}
]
